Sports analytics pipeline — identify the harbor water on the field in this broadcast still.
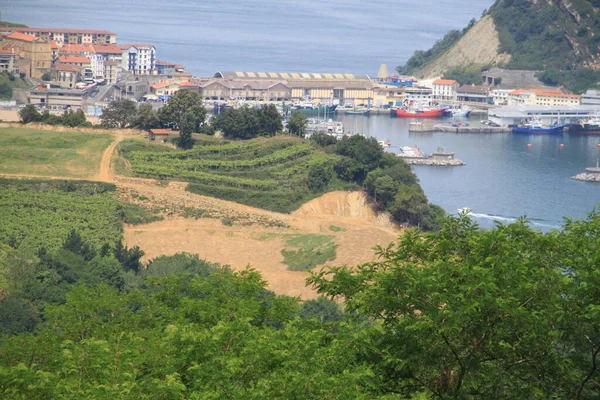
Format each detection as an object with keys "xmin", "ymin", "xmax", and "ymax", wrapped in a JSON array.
[{"xmin": 336, "ymin": 113, "xmax": 600, "ymax": 230}]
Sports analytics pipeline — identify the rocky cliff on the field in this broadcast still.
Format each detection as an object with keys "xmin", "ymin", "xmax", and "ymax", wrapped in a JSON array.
[{"xmin": 406, "ymin": 0, "xmax": 600, "ymax": 79}]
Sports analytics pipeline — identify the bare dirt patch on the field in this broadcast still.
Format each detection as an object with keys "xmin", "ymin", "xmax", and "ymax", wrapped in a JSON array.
[{"xmin": 120, "ymin": 181, "xmax": 399, "ymax": 299}]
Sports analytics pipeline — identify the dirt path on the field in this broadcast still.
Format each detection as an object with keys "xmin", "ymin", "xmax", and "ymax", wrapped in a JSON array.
[{"xmin": 97, "ymin": 134, "xmax": 126, "ymax": 182}]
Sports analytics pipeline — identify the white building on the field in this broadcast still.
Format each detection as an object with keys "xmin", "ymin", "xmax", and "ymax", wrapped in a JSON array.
[
  {"xmin": 582, "ymin": 90, "xmax": 600, "ymax": 106},
  {"xmin": 490, "ymin": 89, "xmax": 512, "ymax": 105},
  {"xmin": 432, "ymin": 79, "xmax": 458, "ymax": 101},
  {"xmin": 508, "ymin": 89, "xmax": 581, "ymax": 107},
  {"xmin": 404, "ymin": 86, "xmax": 432, "ymax": 106},
  {"xmin": 121, "ymin": 44, "xmax": 156, "ymax": 75}
]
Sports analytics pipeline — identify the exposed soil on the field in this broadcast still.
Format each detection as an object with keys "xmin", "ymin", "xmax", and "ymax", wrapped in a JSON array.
[{"xmin": 417, "ymin": 15, "xmax": 512, "ymax": 78}]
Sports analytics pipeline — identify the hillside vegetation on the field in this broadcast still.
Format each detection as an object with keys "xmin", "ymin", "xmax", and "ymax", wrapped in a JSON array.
[
  {"xmin": 119, "ymin": 134, "xmax": 444, "ymax": 230},
  {"xmin": 399, "ymin": 0, "xmax": 600, "ymax": 92}
]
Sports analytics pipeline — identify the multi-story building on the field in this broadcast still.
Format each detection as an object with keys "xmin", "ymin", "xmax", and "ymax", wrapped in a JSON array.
[
  {"xmin": 404, "ymin": 86, "xmax": 432, "ymax": 106},
  {"xmin": 0, "ymin": 48, "xmax": 16, "ymax": 74},
  {"xmin": 121, "ymin": 44, "xmax": 156, "ymax": 75},
  {"xmin": 54, "ymin": 64, "xmax": 82, "ymax": 88},
  {"xmin": 1, "ymin": 32, "xmax": 52, "ymax": 78},
  {"xmin": 581, "ymin": 90, "xmax": 600, "ymax": 106},
  {"xmin": 0, "ymin": 27, "xmax": 116, "ymax": 45},
  {"xmin": 508, "ymin": 89, "xmax": 581, "ymax": 106},
  {"xmin": 29, "ymin": 83, "xmax": 97, "ymax": 110},
  {"xmin": 432, "ymin": 79, "xmax": 458, "ymax": 101},
  {"xmin": 58, "ymin": 56, "xmax": 93, "ymax": 82},
  {"xmin": 104, "ymin": 60, "xmax": 119, "ymax": 84},
  {"xmin": 489, "ymin": 89, "xmax": 512, "ymax": 105}
]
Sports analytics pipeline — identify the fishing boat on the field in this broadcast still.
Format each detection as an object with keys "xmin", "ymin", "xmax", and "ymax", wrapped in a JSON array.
[
  {"xmin": 568, "ymin": 112, "xmax": 600, "ymax": 135},
  {"xmin": 284, "ymin": 104, "xmax": 337, "ymax": 115},
  {"xmin": 448, "ymin": 105, "xmax": 471, "ymax": 117},
  {"xmin": 345, "ymin": 108, "xmax": 371, "ymax": 115},
  {"xmin": 396, "ymin": 106, "xmax": 445, "ymax": 118},
  {"xmin": 512, "ymin": 116, "xmax": 567, "ymax": 134}
]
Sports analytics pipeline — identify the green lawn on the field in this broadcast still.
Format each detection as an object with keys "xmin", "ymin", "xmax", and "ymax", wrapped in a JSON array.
[{"xmin": 0, "ymin": 127, "xmax": 114, "ymax": 178}]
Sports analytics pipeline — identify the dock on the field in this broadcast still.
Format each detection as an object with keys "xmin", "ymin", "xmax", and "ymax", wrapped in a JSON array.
[{"xmin": 408, "ymin": 121, "xmax": 510, "ymax": 133}]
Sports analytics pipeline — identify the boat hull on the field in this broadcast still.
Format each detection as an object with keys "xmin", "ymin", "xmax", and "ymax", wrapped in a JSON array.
[
  {"xmin": 568, "ymin": 124, "xmax": 600, "ymax": 135},
  {"xmin": 345, "ymin": 110, "xmax": 370, "ymax": 115},
  {"xmin": 285, "ymin": 105, "xmax": 337, "ymax": 114},
  {"xmin": 512, "ymin": 125, "xmax": 566, "ymax": 134},
  {"xmin": 396, "ymin": 108, "xmax": 445, "ymax": 118}
]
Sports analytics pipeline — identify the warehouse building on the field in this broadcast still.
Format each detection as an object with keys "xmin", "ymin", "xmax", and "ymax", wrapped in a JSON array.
[{"xmin": 212, "ymin": 71, "xmax": 374, "ymax": 105}]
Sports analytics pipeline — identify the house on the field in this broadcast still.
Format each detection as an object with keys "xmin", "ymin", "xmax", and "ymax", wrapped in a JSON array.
[
  {"xmin": 1, "ymin": 32, "xmax": 51, "ymax": 78},
  {"xmin": 58, "ymin": 45, "xmax": 104, "ymax": 80},
  {"xmin": 58, "ymin": 56, "xmax": 93, "ymax": 82},
  {"xmin": 148, "ymin": 128, "xmax": 172, "ymax": 140},
  {"xmin": 456, "ymin": 85, "xmax": 489, "ymax": 103},
  {"xmin": 432, "ymin": 79, "xmax": 458, "ymax": 101},
  {"xmin": 104, "ymin": 60, "xmax": 119, "ymax": 84},
  {"xmin": 121, "ymin": 44, "xmax": 156, "ymax": 75},
  {"xmin": 156, "ymin": 60, "xmax": 176, "ymax": 76}
]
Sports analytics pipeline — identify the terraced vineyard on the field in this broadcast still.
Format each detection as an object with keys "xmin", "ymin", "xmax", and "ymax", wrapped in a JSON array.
[{"xmin": 119, "ymin": 136, "xmax": 353, "ymax": 212}]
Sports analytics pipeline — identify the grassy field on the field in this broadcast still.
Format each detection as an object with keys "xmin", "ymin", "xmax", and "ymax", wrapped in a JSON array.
[
  {"xmin": 0, "ymin": 127, "xmax": 114, "ymax": 178},
  {"xmin": 117, "ymin": 135, "xmax": 357, "ymax": 213}
]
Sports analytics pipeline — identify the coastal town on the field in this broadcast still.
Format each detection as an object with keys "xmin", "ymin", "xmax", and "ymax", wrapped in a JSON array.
[{"xmin": 2, "ymin": 25, "xmax": 600, "ymax": 131}]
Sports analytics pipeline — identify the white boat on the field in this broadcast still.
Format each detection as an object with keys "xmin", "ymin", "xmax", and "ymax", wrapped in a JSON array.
[
  {"xmin": 378, "ymin": 140, "xmax": 391, "ymax": 148},
  {"xmin": 457, "ymin": 207, "xmax": 472, "ymax": 215},
  {"xmin": 451, "ymin": 105, "xmax": 471, "ymax": 117}
]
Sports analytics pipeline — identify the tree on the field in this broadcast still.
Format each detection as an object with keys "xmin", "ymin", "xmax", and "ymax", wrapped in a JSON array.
[
  {"xmin": 258, "ymin": 104, "xmax": 283, "ymax": 136},
  {"xmin": 100, "ymin": 100, "xmax": 137, "ymax": 128},
  {"xmin": 307, "ymin": 162, "xmax": 335, "ymax": 192},
  {"xmin": 287, "ymin": 111, "xmax": 307, "ymax": 136},
  {"xmin": 335, "ymin": 135, "xmax": 382, "ymax": 183},
  {"xmin": 0, "ymin": 83, "xmax": 12, "ymax": 99},
  {"xmin": 177, "ymin": 105, "xmax": 205, "ymax": 149},
  {"xmin": 158, "ymin": 89, "xmax": 206, "ymax": 130},
  {"xmin": 309, "ymin": 132, "xmax": 338, "ymax": 147},
  {"xmin": 18, "ymin": 105, "xmax": 42, "ymax": 124},
  {"xmin": 113, "ymin": 240, "xmax": 144, "ymax": 274},
  {"xmin": 133, "ymin": 102, "xmax": 159, "ymax": 130},
  {"xmin": 41, "ymin": 72, "xmax": 51, "ymax": 81},
  {"xmin": 61, "ymin": 109, "xmax": 88, "ymax": 127},
  {"xmin": 213, "ymin": 106, "xmax": 261, "ymax": 139},
  {"xmin": 308, "ymin": 213, "xmax": 600, "ymax": 398}
]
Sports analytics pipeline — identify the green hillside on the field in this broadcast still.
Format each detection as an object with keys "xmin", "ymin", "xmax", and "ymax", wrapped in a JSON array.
[{"xmin": 398, "ymin": 0, "xmax": 600, "ymax": 93}]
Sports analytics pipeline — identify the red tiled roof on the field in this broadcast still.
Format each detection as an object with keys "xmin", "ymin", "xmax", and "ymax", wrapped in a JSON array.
[
  {"xmin": 59, "ymin": 44, "xmax": 92, "ymax": 54},
  {"xmin": 56, "ymin": 64, "xmax": 81, "ymax": 72},
  {"xmin": 9, "ymin": 27, "xmax": 115, "ymax": 35},
  {"xmin": 509, "ymin": 89, "xmax": 581, "ymax": 98},
  {"xmin": 5, "ymin": 32, "xmax": 39, "ymax": 42},
  {"xmin": 150, "ymin": 129, "xmax": 171, "ymax": 135},
  {"xmin": 92, "ymin": 43, "xmax": 122, "ymax": 54},
  {"xmin": 51, "ymin": 40, "xmax": 59, "ymax": 49},
  {"xmin": 156, "ymin": 60, "xmax": 176, "ymax": 66},
  {"xmin": 179, "ymin": 81, "xmax": 199, "ymax": 87},
  {"xmin": 432, "ymin": 79, "xmax": 457, "ymax": 85},
  {"xmin": 151, "ymin": 80, "xmax": 176, "ymax": 89},
  {"xmin": 59, "ymin": 56, "xmax": 91, "ymax": 64},
  {"xmin": 0, "ymin": 48, "xmax": 16, "ymax": 55}
]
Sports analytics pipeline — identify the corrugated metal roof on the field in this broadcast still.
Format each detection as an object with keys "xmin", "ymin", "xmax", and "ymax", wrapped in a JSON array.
[{"xmin": 214, "ymin": 71, "xmax": 371, "ymax": 81}]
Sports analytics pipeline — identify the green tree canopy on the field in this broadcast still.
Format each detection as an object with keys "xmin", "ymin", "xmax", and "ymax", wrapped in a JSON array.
[
  {"xmin": 158, "ymin": 89, "xmax": 206, "ymax": 131},
  {"xmin": 258, "ymin": 104, "xmax": 283, "ymax": 136},
  {"xmin": 286, "ymin": 111, "xmax": 307, "ymax": 136},
  {"xmin": 100, "ymin": 100, "xmax": 137, "ymax": 128}
]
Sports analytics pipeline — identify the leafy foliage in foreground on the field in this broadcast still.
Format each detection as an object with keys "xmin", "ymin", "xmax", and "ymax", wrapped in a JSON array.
[{"xmin": 3, "ymin": 212, "xmax": 600, "ymax": 397}]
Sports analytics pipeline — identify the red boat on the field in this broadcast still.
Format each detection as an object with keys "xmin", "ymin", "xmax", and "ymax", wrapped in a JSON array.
[{"xmin": 396, "ymin": 107, "xmax": 445, "ymax": 118}]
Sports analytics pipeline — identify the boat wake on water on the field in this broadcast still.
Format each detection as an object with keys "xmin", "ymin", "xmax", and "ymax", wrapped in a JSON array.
[{"xmin": 458, "ymin": 210, "xmax": 560, "ymax": 230}]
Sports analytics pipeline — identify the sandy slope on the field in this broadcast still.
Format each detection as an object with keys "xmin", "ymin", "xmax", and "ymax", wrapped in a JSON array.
[{"xmin": 417, "ymin": 15, "xmax": 511, "ymax": 79}]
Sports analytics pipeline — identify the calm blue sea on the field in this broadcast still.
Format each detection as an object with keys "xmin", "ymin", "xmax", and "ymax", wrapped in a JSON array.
[
  {"xmin": 4, "ymin": 1, "xmax": 599, "ymax": 228},
  {"xmin": 3, "ymin": 0, "xmax": 492, "ymax": 77}
]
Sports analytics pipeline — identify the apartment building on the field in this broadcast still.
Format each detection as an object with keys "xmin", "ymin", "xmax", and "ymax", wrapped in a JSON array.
[
  {"xmin": 0, "ymin": 27, "xmax": 116, "ymax": 45},
  {"xmin": 121, "ymin": 44, "xmax": 156, "ymax": 75},
  {"xmin": 508, "ymin": 89, "xmax": 581, "ymax": 106},
  {"xmin": 0, "ymin": 49, "xmax": 16, "ymax": 74},
  {"xmin": 432, "ymin": 79, "xmax": 458, "ymax": 101}
]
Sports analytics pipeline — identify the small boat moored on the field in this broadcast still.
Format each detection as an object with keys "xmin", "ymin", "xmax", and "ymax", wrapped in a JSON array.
[{"xmin": 512, "ymin": 116, "xmax": 567, "ymax": 134}]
